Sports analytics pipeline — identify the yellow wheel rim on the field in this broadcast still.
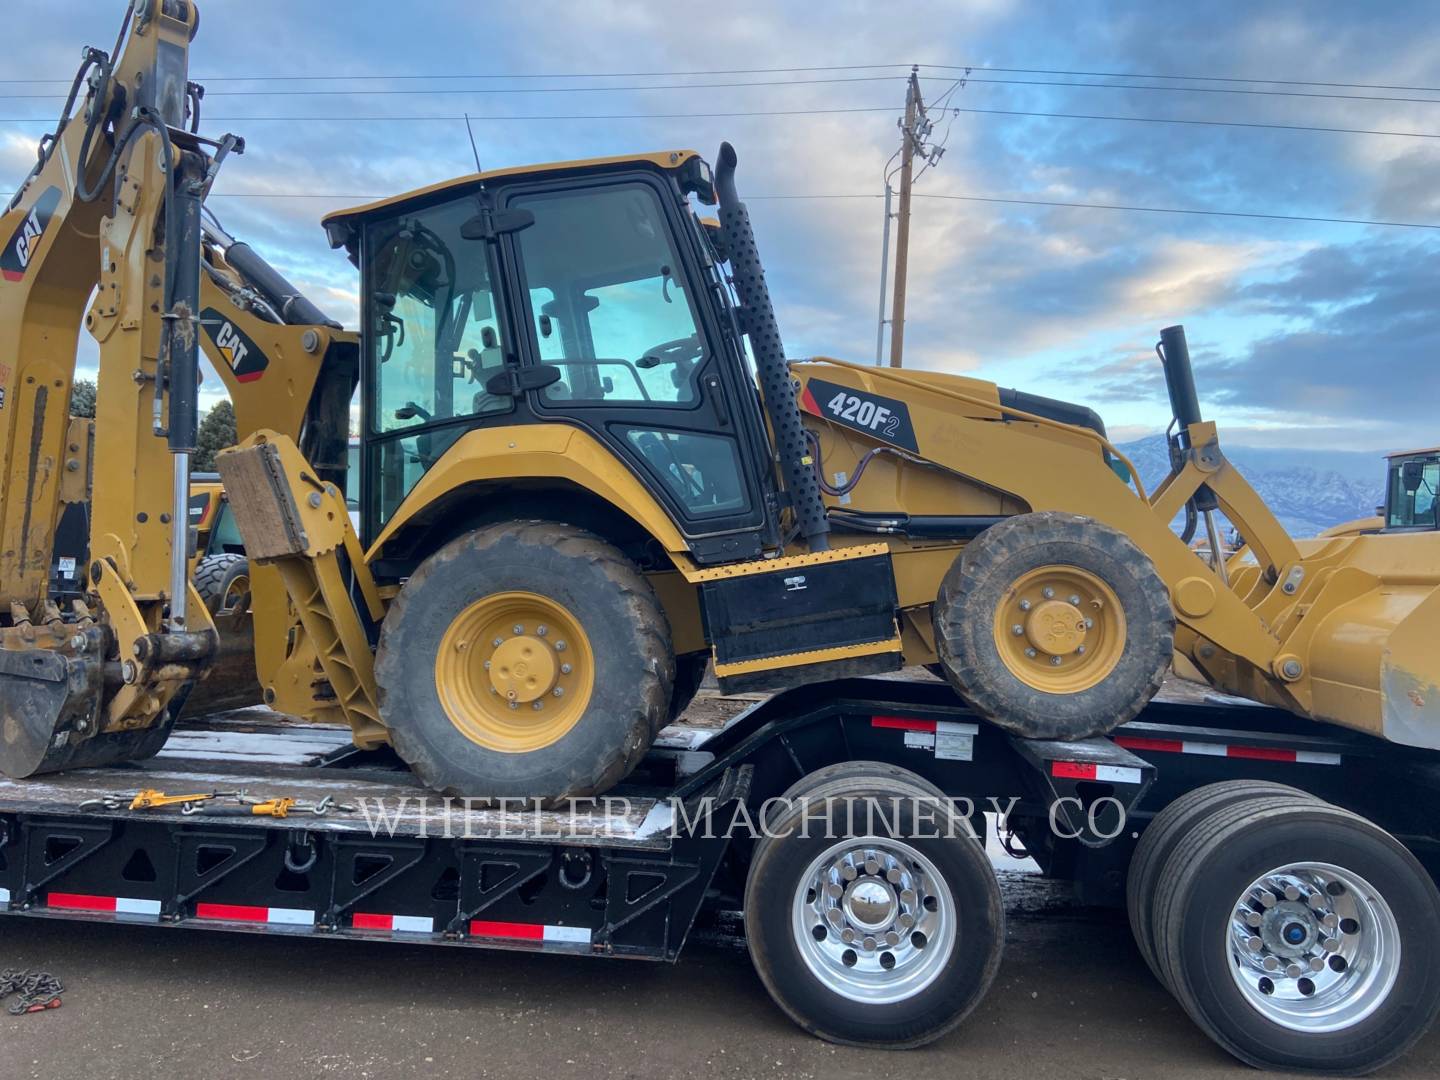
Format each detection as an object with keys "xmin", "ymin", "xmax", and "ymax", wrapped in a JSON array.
[
  {"xmin": 993, "ymin": 565, "xmax": 1126, "ymax": 694},
  {"xmin": 220, "ymin": 573, "xmax": 250, "ymax": 613},
  {"xmin": 434, "ymin": 591, "xmax": 594, "ymax": 753}
]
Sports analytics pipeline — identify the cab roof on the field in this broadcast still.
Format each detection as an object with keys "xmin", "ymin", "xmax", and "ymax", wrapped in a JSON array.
[
  {"xmin": 1387, "ymin": 446, "xmax": 1440, "ymax": 459},
  {"xmin": 321, "ymin": 149, "xmax": 701, "ymax": 244}
]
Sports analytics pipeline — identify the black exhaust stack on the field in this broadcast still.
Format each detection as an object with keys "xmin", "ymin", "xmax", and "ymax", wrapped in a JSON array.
[
  {"xmin": 714, "ymin": 142, "xmax": 830, "ymax": 551},
  {"xmin": 1157, "ymin": 324, "xmax": 1218, "ymax": 516}
]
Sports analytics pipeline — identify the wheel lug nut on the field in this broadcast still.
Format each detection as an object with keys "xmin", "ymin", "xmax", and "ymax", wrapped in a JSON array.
[
  {"xmin": 1323, "ymin": 937, "xmax": 1341, "ymax": 953},
  {"xmin": 1050, "ymin": 655, "xmax": 1062, "ymax": 666},
  {"xmin": 862, "ymin": 936, "xmax": 877, "ymax": 951},
  {"xmin": 886, "ymin": 868, "xmax": 902, "ymax": 884},
  {"xmin": 898, "ymin": 913, "xmax": 914, "ymax": 930},
  {"xmin": 1076, "ymin": 644, "xmax": 1086, "ymax": 655},
  {"xmin": 1012, "ymin": 624, "xmax": 1025, "ymax": 636},
  {"xmin": 537, "ymin": 625, "xmax": 547, "ymax": 636},
  {"xmin": 1019, "ymin": 599, "xmax": 1032, "ymax": 612},
  {"xmin": 1321, "ymin": 913, "xmax": 1338, "ymax": 929},
  {"xmin": 1025, "ymin": 647, "xmax": 1037, "ymax": 658},
  {"xmin": 1310, "ymin": 957, "xmax": 1326, "ymax": 972},
  {"xmin": 1042, "ymin": 587, "xmax": 1054, "ymax": 599},
  {"xmin": 553, "ymin": 687, "xmax": 564, "ymax": 697},
  {"xmin": 1286, "ymin": 963, "xmax": 1304, "ymax": 979},
  {"xmin": 884, "ymin": 931, "xmax": 900, "ymax": 947},
  {"xmin": 841, "ymin": 864, "xmax": 857, "ymax": 881},
  {"xmin": 1068, "ymin": 594, "xmax": 1080, "ymax": 605},
  {"xmin": 899, "ymin": 889, "xmax": 917, "ymax": 906},
  {"xmin": 532, "ymin": 701, "xmax": 543, "ymax": 711},
  {"xmin": 554, "ymin": 641, "xmax": 566, "ymax": 652},
  {"xmin": 825, "ymin": 882, "xmax": 843, "ymax": 899},
  {"xmin": 513, "ymin": 624, "xmax": 524, "ymax": 635},
  {"xmin": 1262, "ymin": 956, "xmax": 1280, "ymax": 972},
  {"xmin": 1246, "ymin": 912, "xmax": 1263, "ymax": 928},
  {"xmin": 1259, "ymin": 891, "xmax": 1277, "ymax": 908},
  {"xmin": 492, "ymin": 638, "xmax": 503, "ymax": 647},
  {"xmin": 560, "ymin": 663, "xmax": 572, "ymax": 674},
  {"xmin": 864, "ymin": 858, "xmax": 880, "ymax": 876},
  {"xmin": 827, "ymin": 909, "xmax": 844, "ymax": 926},
  {"xmin": 1247, "ymin": 936, "xmax": 1263, "ymax": 952},
  {"xmin": 1084, "ymin": 618, "xmax": 1094, "ymax": 629},
  {"xmin": 1284, "ymin": 885, "xmax": 1301, "ymax": 901},
  {"xmin": 483, "ymin": 660, "xmax": 492, "ymax": 669},
  {"xmin": 508, "ymin": 701, "xmax": 519, "ymax": 710},
  {"xmin": 840, "ymin": 927, "xmax": 856, "ymax": 943}
]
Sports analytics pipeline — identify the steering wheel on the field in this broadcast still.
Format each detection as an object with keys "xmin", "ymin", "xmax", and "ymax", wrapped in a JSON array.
[{"xmin": 636, "ymin": 334, "xmax": 703, "ymax": 370}]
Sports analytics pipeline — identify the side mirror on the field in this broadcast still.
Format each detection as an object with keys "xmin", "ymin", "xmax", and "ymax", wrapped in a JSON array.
[
  {"xmin": 460, "ymin": 208, "xmax": 535, "ymax": 241},
  {"xmin": 1401, "ymin": 460, "xmax": 1425, "ymax": 493}
]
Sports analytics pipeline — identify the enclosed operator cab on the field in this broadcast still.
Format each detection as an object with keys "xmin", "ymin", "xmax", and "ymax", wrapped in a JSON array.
[{"xmin": 1384, "ymin": 448, "xmax": 1439, "ymax": 532}]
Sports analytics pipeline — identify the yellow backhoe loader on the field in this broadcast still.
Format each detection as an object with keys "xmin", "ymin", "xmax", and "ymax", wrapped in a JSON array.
[{"xmin": 2, "ymin": 2, "xmax": 1437, "ymax": 801}]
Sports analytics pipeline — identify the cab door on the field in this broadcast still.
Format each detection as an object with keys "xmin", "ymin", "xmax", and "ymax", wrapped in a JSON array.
[{"xmin": 499, "ymin": 173, "xmax": 774, "ymax": 562}]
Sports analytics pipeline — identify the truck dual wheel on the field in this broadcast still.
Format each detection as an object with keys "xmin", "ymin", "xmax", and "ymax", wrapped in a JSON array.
[
  {"xmin": 194, "ymin": 553, "xmax": 250, "ymax": 614},
  {"xmin": 1147, "ymin": 797, "xmax": 1440, "ymax": 1074},
  {"xmin": 374, "ymin": 522, "xmax": 673, "ymax": 802},
  {"xmin": 745, "ymin": 764, "xmax": 1003, "ymax": 1048},
  {"xmin": 933, "ymin": 511, "xmax": 1173, "ymax": 740},
  {"xmin": 1127, "ymin": 780, "xmax": 1321, "ymax": 983}
]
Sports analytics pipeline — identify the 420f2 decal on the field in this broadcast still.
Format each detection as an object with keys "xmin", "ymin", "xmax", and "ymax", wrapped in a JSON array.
[{"xmin": 799, "ymin": 377, "xmax": 919, "ymax": 453}]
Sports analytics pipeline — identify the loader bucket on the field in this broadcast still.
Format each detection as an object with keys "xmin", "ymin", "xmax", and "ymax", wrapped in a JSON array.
[
  {"xmin": 1216, "ymin": 531, "xmax": 1440, "ymax": 751},
  {"xmin": 0, "ymin": 627, "xmax": 172, "ymax": 777}
]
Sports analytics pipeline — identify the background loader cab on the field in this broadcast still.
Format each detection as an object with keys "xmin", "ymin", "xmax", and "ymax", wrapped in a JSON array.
[{"xmin": 1384, "ymin": 448, "xmax": 1439, "ymax": 531}]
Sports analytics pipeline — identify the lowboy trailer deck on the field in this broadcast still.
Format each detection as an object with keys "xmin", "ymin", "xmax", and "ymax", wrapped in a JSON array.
[{"xmin": 2, "ymin": 678, "xmax": 1438, "ymax": 1073}]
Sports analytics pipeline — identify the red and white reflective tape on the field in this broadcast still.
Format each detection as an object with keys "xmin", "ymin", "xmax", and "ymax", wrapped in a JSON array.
[
  {"xmin": 195, "ymin": 902, "xmax": 315, "ymax": 926},
  {"xmin": 1114, "ymin": 735, "xmax": 1341, "ymax": 766},
  {"xmin": 469, "ymin": 919, "xmax": 592, "ymax": 945},
  {"xmin": 1051, "ymin": 761, "xmax": 1144, "ymax": 784},
  {"xmin": 352, "ymin": 912, "xmax": 436, "ymax": 935},
  {"xmin": 46, "ymin": 892, "xmax": 162, "ymax": 919}
]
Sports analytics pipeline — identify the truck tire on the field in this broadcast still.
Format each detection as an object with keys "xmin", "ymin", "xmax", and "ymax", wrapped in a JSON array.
[
  {"xmin": 933, "ymin": 511, "xmax": 1173, "ymax": 740},
  {"xmin": 194, "ymin": 553, "xmax": 250, "ymax": 614},
  {"xmin": 1126, "ymin": 780, "xmax": 1320, "ymax": 986},
  {"xmin": 745, "ymin": 766, "xmax": 1003, "ymax": 1048},
  {"xmin": 1151, "ymin": 799, "xmax": 1440, "ymax": 1074},
  {"xmin": 374, "ymin": 522, "xmax": 673, "ymax": 803},
  {"xmin": 760, "ymin": 759, "xmax": 951, "ymax": 832}
]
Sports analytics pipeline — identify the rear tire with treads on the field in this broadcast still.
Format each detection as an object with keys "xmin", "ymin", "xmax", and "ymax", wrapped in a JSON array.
[{"xmin": 375, "ymin": 522, "xmax": 672, "ymax": 803}]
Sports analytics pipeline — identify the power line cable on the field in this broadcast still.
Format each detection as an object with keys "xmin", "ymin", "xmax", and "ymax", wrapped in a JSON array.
[
  {"xmin": 3, "ymin": 103, "xmax": 1438, "ymax": 141},
  {"xmin": 3, "ymin": 187, "xmax": 1428, "ymax": 229}
]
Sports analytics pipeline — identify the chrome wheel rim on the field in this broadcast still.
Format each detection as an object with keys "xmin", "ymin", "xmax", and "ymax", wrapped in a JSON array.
[
  {"xmin": 1227, "ymin": 861, "xmax": 1400, "ymax": 1033},
  {"xmin": 791, "ymin": 837, "xmax": 955, "ymax": 1004}
]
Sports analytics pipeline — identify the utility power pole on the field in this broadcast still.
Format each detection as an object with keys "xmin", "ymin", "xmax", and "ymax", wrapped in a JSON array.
[
  {"xmin": 875, "ymin": 66, "xmax": 960, "ymax": 367},
  {"xmin": 888, "ymin": 68, "xmax": 922, "ymax": 368}
]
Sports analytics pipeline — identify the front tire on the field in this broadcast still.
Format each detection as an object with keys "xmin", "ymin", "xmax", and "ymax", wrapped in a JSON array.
[
  {"xmin": 933, "ymin": 511, "xmax": 1173, "ymax": 740},
  {"xmin": 375, "ymin": 522, "xmax": 673, "ymax": 802},
  {"xmin": 745, "ymin": 765, "xmax": 1003, "ymax": 1047}
]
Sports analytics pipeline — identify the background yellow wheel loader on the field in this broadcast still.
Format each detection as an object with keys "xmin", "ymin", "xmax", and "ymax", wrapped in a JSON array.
[{"xmin": 2, "ymin": 1, "xmax": 1437, "ymax": 803}]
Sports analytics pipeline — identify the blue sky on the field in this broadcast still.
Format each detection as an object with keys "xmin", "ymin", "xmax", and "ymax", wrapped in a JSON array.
[{"xmin": 5, "ymin": 0, "xmax": 1439, "ymax": 452}]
